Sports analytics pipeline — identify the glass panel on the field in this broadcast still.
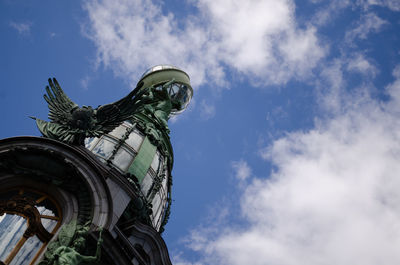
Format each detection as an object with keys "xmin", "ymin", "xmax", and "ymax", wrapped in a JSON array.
[
  {"xmin": 0, "ymin": 214, "xmax": 27, "ymax": 260},
  {"xmin": 91, "ymin": 137, "xmax": 117, "ymax": 159},
  {"xmin": 171, "ymin": 84, "xmax": 192, "ymax": 114},
  {"xmin": 36, "ymin": 207, "xmax": 54, "ymax": 217},
  {"xmin": 37, "ymin": 207, "xmax": 57, "ymax": 233},
  {"xmin": 150, "ymin": 152, "xmax": 160, "ymax": 173},
  {"xmin": 153, "ymin": 185, "xmax": 167, "ymax": 230},
  {"xmin": 10, "ymin": 235, "xmax": 42, "ymax": 265},
  {"xmin": 37, "ymin": 206, "xmax": 55, "ymax": 217},
  {"xmin": 141, "ymin": 173, "xmax": 153, "ymax": 197},
  {"xmin": 154, "ymin": 204, "xmax": 164, "ymax": 229},
  {"xmin": 151, "ymin": 194, "xmax": 161, "ymax": 219},
  {"xmin": 109, "ymin": 125, "xmax": 128, "ymax": 139},
  {"xmin": 152, "ymin": 194, "xmax": 165, "ymax": 230},
  {"xmin": 84, "ymin": 137, "xmax": 100, "ymax": 151},
  {"xmin": 161, "ymin": 173, "xmax": 168, "ymax": 191},
  {"xmin": 41, "ymin": 218, "xmax": 57, "ymax": 233},
  {"xmin": 170, "ymin": 84, "xmax": 180, "ymax": 97},
  {"xmin": 36, "ymin": 198, "xmax": 58, "ymax": 217},
  {"xmin": 125, "ymin": 130, "xmax": 144, "ymax": 151},
  {"xmin": 112, "ymin": 148, "xmax": 135, "ymax": 172}
]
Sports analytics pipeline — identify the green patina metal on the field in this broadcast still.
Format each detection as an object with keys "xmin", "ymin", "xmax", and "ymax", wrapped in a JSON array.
[
  {"xmin": 32, "ymin": 65, "xmax": 193, "ymax": 233},
  {"xmin": 31, "ymin": 79, "xmax": 148, "ymax": 145},
  {"xmin": 39, "ymin": 220, "xmax": 103, "ymax": 265},
  {"xmin": 128, "ymin": 136, "xmax": 157, "ymax": 182}
]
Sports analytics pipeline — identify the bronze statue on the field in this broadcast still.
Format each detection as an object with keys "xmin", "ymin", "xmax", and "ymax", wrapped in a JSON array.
[
  {"xmin": 39, "ymin": 220, "xmax": 103, "ymax": 265},
  {"xmin": 31, "ymin": 78, "xmax": 145, "ymax": 145},
  {"xmin": 49, "ymin": 229, "xmax": 103, "ymax": 265}
]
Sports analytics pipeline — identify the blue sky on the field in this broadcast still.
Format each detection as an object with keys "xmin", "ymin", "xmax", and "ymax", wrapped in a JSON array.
[{"xmin": 2, "ymin": 0, "xmax": 400, "ymax": 264}]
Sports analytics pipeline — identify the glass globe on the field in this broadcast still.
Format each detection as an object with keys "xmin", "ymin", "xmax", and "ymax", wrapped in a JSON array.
[{"xmin": 138, "ymin": 64, "xmax": 193, "ymax": 114}]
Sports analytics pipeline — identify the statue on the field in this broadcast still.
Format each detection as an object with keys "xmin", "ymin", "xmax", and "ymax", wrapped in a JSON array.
[
  {"xmin": 49, "ymin": 229, "xmax": 103, "ymax": 265},
  {"xmin": 31, "ymin": 77, "xmax": 182, "ymax": 146},
  {"xmin": 31, "ymin": 78, "xmax": 147, "ymax": 145},
  {"xmin": 39, "ymin": 220, "xmax": 103, "ymax": 265},
  {"xmin": 137, "ymin": 79, "xmax": 182, "ymax": 134}
]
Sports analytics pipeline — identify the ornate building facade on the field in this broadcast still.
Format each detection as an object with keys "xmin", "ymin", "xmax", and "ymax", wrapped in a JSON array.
[{"xmin": 0, "ymin": 65, "xmax": 193, "ymax": 265}]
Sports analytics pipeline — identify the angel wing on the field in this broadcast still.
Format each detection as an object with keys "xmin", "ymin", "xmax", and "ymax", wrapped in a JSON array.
[
  {"xmin": 44, "ymin": 78, "xmax": 78, "ymax": 125},
  {"xmin": 58, "ymin": 219, "xmax": 77, "ymax": 246},
  {"xmin": 42, "ymin": 219, "xmax": 77, "ymax": 262}
]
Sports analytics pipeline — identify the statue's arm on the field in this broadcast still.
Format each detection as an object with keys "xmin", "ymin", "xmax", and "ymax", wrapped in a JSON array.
[
  {"xmin": 95, "ymin": 229, "xmax": 103, "ymax": 260},
  {"xmin": 46, "ymin": 246, "xmax": 64, "ymax": 264},
  {"xmin": 78, "ymin": 237, "xmax": 103, "ymax": 263}
]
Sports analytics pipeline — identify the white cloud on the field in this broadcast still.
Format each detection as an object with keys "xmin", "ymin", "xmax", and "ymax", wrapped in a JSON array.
[
  {"xmin": 311, "ymin": 0, "xmax": 352, "ymax": 27},
  {"xmin": 345, "ymin": 12, "xmax": 388, "ymax": 43},
  {"xmin": 316, "ymin": 59, "xmax": 346, "ymax": 113},
  {"xmin": 83, "ymin": 0, "xmax": 326, "ymax": 88},
  {"xmin": 231, "ymin": 160, "xmax": 251, "ymax": 181},
  {"xmin": 315, "ymin": 53, "xmax": 377, "ymax": 114},
  {"xmin": 385, "ymin": 65, "xmax": 400, "ymax": 112},
  {"xmin": 199, "ymin": 100, "xmax": 216, "ymax": 120},
  {"xmin": 358, "ymin": 0, "xmax": 400, "ymax": 11},
  {"xmin": 347, "ymin": 53, "xmax": 378, "ymax": 77},
  {"xmin": 9, "ymin": 21, "xmax": 32, "ymax": 35},
  {"xmin": 80, "ymin": 75, "xmax": 91, "ymax": 90},
  {"xmin": 177, "ymin": 66, "xmax": 400, "ymax": 265}
]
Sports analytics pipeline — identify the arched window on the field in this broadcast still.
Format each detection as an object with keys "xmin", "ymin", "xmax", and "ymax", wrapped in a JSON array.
[{"xmin": 0, "ymin": 188, "xmax": 62, "ymax": 265}]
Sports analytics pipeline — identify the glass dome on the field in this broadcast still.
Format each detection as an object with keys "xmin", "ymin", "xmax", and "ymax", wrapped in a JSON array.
[
  {"xmin": 140, "ymin": 65, "xmax": 178, "ymax": 79},
  {"xmin": 138, "ymin": 64, "xmax": 193, "ymax": 114},
  {"xmin": 153, "ymin": 82, "xmax": 193, "ymax": 114}
]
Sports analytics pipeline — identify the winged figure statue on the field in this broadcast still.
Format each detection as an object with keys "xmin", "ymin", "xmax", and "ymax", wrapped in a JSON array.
[{"xmin": 31, "ymin": 78, "xmax": 145, "ymax": 145}]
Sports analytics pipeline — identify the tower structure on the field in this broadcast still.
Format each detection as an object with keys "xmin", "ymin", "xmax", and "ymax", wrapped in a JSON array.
[{"xmin": 0, "ymin": 65, "xmax": 193, "ymax": 265}]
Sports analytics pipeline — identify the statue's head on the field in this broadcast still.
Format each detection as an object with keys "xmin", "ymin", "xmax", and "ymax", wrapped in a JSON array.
[{"xmin": 72, "ymin": 237, "xmax": 86, "ymax": 251}]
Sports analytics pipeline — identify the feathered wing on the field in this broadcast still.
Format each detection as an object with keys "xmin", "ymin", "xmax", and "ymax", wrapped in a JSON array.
[
  {"xmin": 42, "ymin": 219, "xmax": 77, "ymax": 261},
  {"xmin": 94, "ymin": 81, "xmax": 145, "ymax": 134},
  {"xmin": 33, "ymin": 78, "xmax": 147, "ymax": 144},
  {"xmin": 44, "ymin": 78, "xmax": 78, "ymax": 124},
  {"xmin": 34, "ymin": 118, "xmax": 77, "ymax": 143},
  {"xmin": 57, "ymin": 219, "xmax": 77, "ymax": 246}
]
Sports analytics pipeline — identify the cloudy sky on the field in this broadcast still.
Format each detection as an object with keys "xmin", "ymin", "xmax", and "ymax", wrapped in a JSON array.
[{"xmin": 1, "ymin": 0, "xmax": 400, "ymax": 264}]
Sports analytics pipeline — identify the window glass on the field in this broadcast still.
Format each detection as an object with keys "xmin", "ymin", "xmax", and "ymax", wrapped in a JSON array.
[
  {"xmin": 150, "ymin": 152, "xmax": 160, "ymax": 173},
  {"xmin": 10, "ymin": 235, "xmax": 41, "ymax": 265},
  {"xmin": 141, "ymin": 173, "xmax": 153, "ymax": 197},
  {"xmin": 84, "ymin": 137, "xmax": 99, "ymax": 150},
  {"xmin": 151, "ymin": 194, "xmax": 161, "ymax": 221},
  {"xmin": 0, "ymin": 189, "xmax": 62, "ymax": 265},
  {"xmin": 153, "ymin": 183, "xmax": 167, "ymax": 229},
  {"xmin": 109, "ymin": 125, "xmax": 128, "ymax": 139},
  {"xmin": 92, "ymin": 137, "xmax": 117, "ymax": 159},
  {"xmin": 125, "ymin": 130, "xmax": 144, "ymax": 151},
  {"xmin": 36, "ymin": 196, "xmax": 59, "ymax": 217},
  {"xmin": 0, "ymin": 214, "xmax": 27, "ymax": 260},
  {"xmin": 154, "ymin": 204, "xmax": 164, "ymax": 229},
  {"xmin": 113, "ymin": 148, "xmax": 135, "ymax": 172},
  {"xmin": 171, "ymin": 84, "xmax": 180, "ymax": 96},
  {"xmin": 153, "ymin": 200, "xmax": 164, "ymax": 229},
  {"xmin": 161, "ymin": 174, "xmax": 168, "ymax": 192}
]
